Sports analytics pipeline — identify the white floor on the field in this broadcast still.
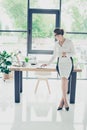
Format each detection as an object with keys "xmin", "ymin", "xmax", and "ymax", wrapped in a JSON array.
[{"xmin": 0, "ymin": 78, "xmax": 87, "ymax": 130}]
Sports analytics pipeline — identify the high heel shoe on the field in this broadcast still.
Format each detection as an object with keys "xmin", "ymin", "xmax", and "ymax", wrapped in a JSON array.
[
  {"xmin": 65, "ymin": 107, "xmax": 69, "ymax": 111},
  {"xmin": 57, "ymin": 100, "xmax": 64, "ymax": 110},
  {"xmin": 57, "ymin": 107, "xmax": 63, "ymax": 110}
]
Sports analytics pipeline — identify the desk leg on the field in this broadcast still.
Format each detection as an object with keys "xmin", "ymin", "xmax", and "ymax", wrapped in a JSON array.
[
  {"xmin": 19, "ymin": 71, "xmax": 22, "ymax": 93},
  {"xmin": 67, "ymin": 77, "xmax": 71, "ymax": 94},
  {"xmin": 14, "ymin": 71, "xmax": 20, "ymax": 103},
  {"xmin": 70, "ymin": 72, "xmax": 77, "ymax": 104}
]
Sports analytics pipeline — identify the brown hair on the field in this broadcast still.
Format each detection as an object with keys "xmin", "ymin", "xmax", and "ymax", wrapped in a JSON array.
[{"xmin": 54, "ymin": 28, "xmax": 64, "ymax": 35}]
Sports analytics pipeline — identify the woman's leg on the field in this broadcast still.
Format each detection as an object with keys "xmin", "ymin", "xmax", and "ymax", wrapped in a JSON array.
[
  {"xmin": 61, "ymin": 77, "xmax": 69, "ymax": 107},
  {"xmin": 58, "ymin": 96, "xmax": 64, "ymax": 108}
]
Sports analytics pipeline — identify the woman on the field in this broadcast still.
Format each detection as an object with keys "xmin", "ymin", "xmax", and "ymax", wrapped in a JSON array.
[{"xmin": 41, "ymin": 28, "xmax": 75, "ymax": 111}]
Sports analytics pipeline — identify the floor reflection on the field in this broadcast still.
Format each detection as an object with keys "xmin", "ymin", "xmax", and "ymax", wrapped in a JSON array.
[
  {"xmin": 11, "ymin": 101, "xmax": 76, "ymax": 130},
  {"xmin": 0, "ymin": 79, "xmax": 87, "ymax": 130}
]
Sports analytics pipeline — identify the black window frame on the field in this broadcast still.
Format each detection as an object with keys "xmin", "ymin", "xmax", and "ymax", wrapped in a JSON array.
[{"xmin": 27, "ymin": 8, "xmax": 60, "ymax": 54}]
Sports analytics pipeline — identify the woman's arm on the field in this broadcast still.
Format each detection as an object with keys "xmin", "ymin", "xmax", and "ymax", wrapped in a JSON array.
[
  {"xmin": 41, "ymin": 42, "xmax": 58, "ymax": 67},
  {"xmin": 66, "ymin": 41, "xmax": 75, "ymax": 57},
  {"xmin": 47, "ymin": 43, "xmax": 58, "ymax": 65}
]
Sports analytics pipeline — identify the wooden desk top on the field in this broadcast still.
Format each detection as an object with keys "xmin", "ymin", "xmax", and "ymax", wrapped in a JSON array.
[{"xmin": 10, "ymin": 65, "xmax": 82, "ymax": 72}]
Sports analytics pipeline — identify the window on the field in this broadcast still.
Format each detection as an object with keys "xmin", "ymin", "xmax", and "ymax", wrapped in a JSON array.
[
  {"xmin": 61, "ymin": 0, "xmax": 87, "ymax": 32},
  {"xmin": 30, "ymin": 0, "xmax": 60, "ymax": 9},
  {"xmin": 28, "ymin": 9, "xmax": 60, "ymax": 54}
]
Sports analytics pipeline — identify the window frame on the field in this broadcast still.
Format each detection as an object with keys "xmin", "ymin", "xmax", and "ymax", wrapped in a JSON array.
[{"xmin": 27, "ymin": 8, "xmax": 60, "ymax": 54}]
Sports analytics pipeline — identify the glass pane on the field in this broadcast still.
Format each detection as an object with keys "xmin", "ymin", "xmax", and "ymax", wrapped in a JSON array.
[
  {"xmin": 32, "ymin": 14, "xmax": 56, "ymax": 50},
  {"xmin": 0, "ymin": 32, "xmax": 27, "ymax": 55},
  {"xmin": 30, "ymin": 0, "xmax": 60, "ymax": 9},
  {"xmin": 61, "ymin": 0, "xmax": 87, "ymax": 32},
  {"xmin": 66, "ymin": 33, "xmax": 87, "ymax": 79},
  {"xmin": 0, "ymin": 0, "xmax": 27, "ymax": 30}
]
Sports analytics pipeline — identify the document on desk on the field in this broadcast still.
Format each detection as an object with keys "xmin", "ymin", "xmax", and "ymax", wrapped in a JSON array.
[{"xmin": 36, "ymin": 64, "xmax": 56, "ymax": 69}]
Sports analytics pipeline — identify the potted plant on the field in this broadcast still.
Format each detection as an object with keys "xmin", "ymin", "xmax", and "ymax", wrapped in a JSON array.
[
  {"xmin": 0, "ymin": 50, "xmax": 12, "ymax": 80},
  {"xmin": 20, "ymin": 56, "xmax": 29, "ymax": 67},
  {"xmin": 24, "ymin": 56, "xmax": 29, "ymax": 63}
]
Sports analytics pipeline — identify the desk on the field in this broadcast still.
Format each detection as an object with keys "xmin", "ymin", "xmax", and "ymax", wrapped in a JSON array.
[{"xmin": 10, "ymin": 66, "xmax": 82, "ymax": 104}]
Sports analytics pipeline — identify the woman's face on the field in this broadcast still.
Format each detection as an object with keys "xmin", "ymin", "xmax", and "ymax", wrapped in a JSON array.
[{"xmin": 54, "ymin": 33, "xmax": 63, "ymax": 41}]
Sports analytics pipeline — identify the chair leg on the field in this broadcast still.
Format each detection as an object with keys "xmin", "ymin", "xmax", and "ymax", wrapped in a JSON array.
[
  {"xmin": 45, "ymin": 79, "xmax": 51, "ymax": 94},
  {"xmin": 34, "ymin": 79, "xmax": 40, "ymax": 94}
]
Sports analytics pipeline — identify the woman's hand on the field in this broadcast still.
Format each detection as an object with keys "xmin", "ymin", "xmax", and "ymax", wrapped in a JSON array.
[{"xmin": 40, "ymin": 64, "xmax": 47, "ymax": 67}]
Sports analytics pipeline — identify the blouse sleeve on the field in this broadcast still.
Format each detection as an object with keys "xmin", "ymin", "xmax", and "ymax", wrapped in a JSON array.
[
  {"xmin": 47, "ymin": 42, "xmax": 58, "ymax": 65},
  {"xmin": 66, "ymin": 41, "xmax": 75, "ymax": 57}
]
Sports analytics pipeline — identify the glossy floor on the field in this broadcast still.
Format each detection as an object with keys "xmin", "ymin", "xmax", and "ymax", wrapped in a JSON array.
[{"xmin": 0, "ymin": 78, "xmax": 87, "ymax": 130}]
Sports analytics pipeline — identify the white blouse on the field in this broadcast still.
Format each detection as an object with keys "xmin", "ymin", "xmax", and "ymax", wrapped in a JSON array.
[{"xmin": 48, "ymin": 39, "xmax": 75, "ymax": 65}]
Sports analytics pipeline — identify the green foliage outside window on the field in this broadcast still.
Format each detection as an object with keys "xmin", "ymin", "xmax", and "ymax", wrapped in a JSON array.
[
  {"xmin": 0, "ymin": 0, "xmax": 87, "ymax": 38},
  {"xmin": 2, "ymin": 0, "xmax": 27, "ymax": 30}
]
